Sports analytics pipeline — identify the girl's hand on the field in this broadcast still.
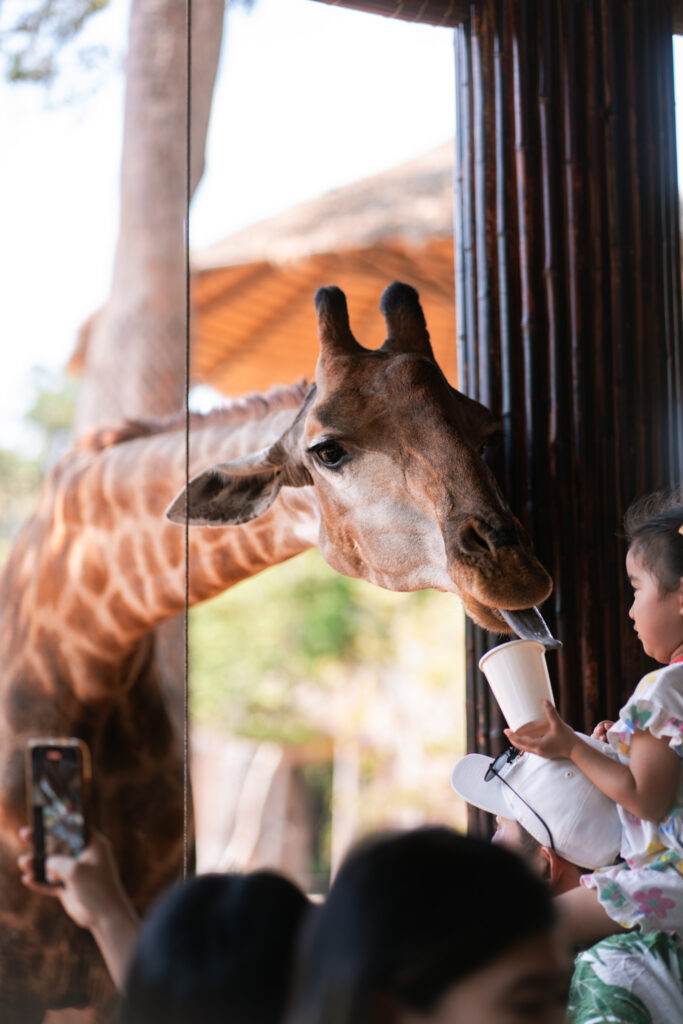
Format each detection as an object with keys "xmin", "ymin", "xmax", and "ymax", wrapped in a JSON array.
[
  {"xmin": 591, "ymin": 720, "xmax": 614, "ymax": 743},
  {"xmin": 504, "ymin": 700, "xmax": 578, "ymax": 760}
]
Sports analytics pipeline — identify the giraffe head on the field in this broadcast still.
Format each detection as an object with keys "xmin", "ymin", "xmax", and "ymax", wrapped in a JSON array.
[{"xmin": 168, "ymin": 283, "xmax": 554, "ymax": 638}]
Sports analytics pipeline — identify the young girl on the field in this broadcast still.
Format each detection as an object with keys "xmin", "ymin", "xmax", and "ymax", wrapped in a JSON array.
[{"xmin": 506, "ymin": 494, "xmax": 683, "ymax": 948}]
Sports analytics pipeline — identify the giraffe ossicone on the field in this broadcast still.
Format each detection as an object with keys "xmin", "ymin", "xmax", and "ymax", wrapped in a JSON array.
[{"xmin": 169, "ymin": 281, "xmax": 555, "ymax": 641}]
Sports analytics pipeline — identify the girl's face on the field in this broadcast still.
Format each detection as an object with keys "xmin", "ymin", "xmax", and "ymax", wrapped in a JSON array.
[
  {"xmin": 397, "ymin": 929, "xmax": 570, "ymax": 1024},
  {"xmin": 626, "ymin": 550, "xmax": 683, "ymax": 664}
]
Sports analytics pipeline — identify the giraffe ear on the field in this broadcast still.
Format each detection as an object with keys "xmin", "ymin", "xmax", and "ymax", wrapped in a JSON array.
[
  {"xmin": 166, "ymin": 446, "xmax": 313, "ymax": 527},
  {"xmin": 167, "ymin": 385, "xmax": 316, "ymax": 527},
  {"xmin": 166, "ymin": 460, "xmax": 285, "ymax": 527}
]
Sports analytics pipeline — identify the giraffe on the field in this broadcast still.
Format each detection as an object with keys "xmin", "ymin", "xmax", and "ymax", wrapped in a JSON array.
[
  {"xmin": 169, "ymin": 282, "xmax": 554, "ymax": 639},
  {"xmin": 0, "ymin": 282, "xmax": 553, "ymax": 1021}
]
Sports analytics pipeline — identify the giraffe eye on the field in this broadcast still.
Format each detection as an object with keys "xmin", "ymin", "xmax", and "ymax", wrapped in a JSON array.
[
  {"xmin": 478, "ymin": 428, "xmax": 502, "ymax": 457},
  {"xmin": 311, "ymin": 441, "xmax": 347, "ymax": 468}
]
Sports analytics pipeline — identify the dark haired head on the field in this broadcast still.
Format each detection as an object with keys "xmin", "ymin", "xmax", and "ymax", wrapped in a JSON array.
[
  {"xmin": 119, "ymin": 870, "xmax": 310, "ymax": 1024},
  {"xmin": 288, "ymin": 826, "xmax": 555, "ymax": 1024},
  {"xmin": 624, "ymin": 491, "xmax": 683, "ymax": 593}
]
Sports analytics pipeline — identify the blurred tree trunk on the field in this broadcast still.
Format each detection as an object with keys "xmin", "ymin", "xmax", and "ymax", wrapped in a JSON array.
[
  {"xmin": 73, "ymin": 0, "xmax": 225, "ymax": 747},
  {"xmin": 75, "ymin": 0, "xmax": 224, "ymax": 431}
]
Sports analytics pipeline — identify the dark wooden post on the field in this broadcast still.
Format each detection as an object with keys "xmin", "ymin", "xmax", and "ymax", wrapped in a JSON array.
[{"xmin": 455, "ymin": 0, "xmax": 683, "ymax": 833}]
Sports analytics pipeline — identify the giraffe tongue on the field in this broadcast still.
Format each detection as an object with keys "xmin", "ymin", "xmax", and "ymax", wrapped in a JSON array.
[{"xmin": 497, "ymin": 607, "xmax": 562, "ymax": 650}]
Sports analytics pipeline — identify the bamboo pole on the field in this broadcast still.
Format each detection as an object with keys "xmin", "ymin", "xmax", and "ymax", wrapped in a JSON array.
[{"xmin": 456, "ymin": 0, "xmax": 682, "ymax": 814}]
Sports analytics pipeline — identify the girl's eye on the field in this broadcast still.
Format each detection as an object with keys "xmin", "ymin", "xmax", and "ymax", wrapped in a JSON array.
[{"xmin": 312, "ymin": 441, "xmax": 347, "ymax": 468}]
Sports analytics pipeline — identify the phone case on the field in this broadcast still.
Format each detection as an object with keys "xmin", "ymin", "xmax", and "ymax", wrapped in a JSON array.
[{"xmin": 25, "ymin": 738, "xmax": 91, "ymax": 884}]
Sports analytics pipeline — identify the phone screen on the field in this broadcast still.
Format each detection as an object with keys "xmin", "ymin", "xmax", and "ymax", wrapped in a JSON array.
[{"xmin": 30, "ymin": 743, "xmax": 87, "ymax": 879}]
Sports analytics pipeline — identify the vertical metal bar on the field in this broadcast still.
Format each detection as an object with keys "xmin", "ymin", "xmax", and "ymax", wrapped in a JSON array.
[{"xmin": 183, "ymin": 0, "xmax": 192, "ymax": 880}]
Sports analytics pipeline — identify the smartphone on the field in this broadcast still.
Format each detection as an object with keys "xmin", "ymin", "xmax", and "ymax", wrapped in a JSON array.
[{"xmin": 26, "ymin": 738, "xmax": 91, "ymax": 885}]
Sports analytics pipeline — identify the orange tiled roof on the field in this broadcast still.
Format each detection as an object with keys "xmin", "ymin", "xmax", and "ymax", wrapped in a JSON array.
[
  {"xmin": 72, "ymin": 144, "xmax": 458, "ymax": 395},
  {"xmin": 191, "ymin": 143, "xmax": 457, "ymax": 395}
]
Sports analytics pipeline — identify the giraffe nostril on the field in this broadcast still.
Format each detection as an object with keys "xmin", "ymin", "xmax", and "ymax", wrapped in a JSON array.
[
  {"xmin": 461, "ymin": 522, "xmax": 495, "ymax": 555},
  {"xmin": 460, "ymin": 522, "xmax": 519, "ymax": 555}
]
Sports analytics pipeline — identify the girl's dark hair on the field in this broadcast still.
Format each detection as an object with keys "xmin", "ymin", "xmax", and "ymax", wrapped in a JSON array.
[
  {"xmin": 288, "ymin": 826, "xmax": 554, "ymax": 1024},
  {"xmin": 119, "ymin": 870, "xmax": 310, "ymax": 1024},
  {"xmin": 624, "ymin": 491, "xmax": 683, "ymax": 592}
]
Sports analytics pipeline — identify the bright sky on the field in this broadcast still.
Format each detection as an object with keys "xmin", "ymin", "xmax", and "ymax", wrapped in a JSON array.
[
  {"xmin": 2, "ymin": 4, "xmax": 683, "ymax": 456},
  {"xmin": 0, "ymin": 0, "xmax": 456, "ymax": 454}
]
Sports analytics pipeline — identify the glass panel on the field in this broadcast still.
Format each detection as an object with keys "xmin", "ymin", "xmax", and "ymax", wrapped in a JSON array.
[{"xmin": 1, "ymin": 3, "xmax": 466, "ymax": 1016}]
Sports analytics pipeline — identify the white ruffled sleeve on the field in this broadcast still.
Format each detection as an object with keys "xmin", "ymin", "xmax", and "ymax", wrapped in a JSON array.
[{"xmin": 607, "ymin": 664, "xmax": 683, "ymax": 758}]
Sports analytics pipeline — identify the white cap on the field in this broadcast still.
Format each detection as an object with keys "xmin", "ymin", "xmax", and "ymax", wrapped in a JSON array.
[{"xmin": 450, "ymin": 735, "xmax": 621, "ymax": 869}]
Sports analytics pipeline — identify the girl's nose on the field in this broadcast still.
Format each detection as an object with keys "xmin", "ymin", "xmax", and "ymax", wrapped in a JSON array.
[{"xmin": 628, "ymin": 601, "xmax": 636, "ymax": 620}]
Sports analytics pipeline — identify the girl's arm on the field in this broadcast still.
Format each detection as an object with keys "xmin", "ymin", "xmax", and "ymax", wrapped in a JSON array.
[{"xmin": 505, "ymin": 701, "xmax": 680, "ymax": 822}]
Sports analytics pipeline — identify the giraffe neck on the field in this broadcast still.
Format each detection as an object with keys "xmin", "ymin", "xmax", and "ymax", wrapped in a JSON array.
[
  {"xmin": 0, "ymin": 385, "xmax": 321, "ymax": 1016},
  {"xmin": 0, "ymin": 385, "xmax": 319, "ymax": 701}
]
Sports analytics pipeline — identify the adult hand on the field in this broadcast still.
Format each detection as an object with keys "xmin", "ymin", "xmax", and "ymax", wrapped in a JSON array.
[
  {"xmin": 504, "ymin": 700, "xmax": 578, "ymax": 760},
  {"xmin": 591, "ymin": 720, "xmax": 614, "ymax": 743},
  {"xmin": 18, "ymin": 826, "xmax": 127, "ymax": 930},
  {"xmin": 18, "ymin": 826, "xmax": 140, "ymax": 988}
]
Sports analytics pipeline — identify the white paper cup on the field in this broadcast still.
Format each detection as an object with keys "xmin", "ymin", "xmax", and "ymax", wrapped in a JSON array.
[{"xmin": 479, "ymin": 639, "xmax": 555, "ymax": 732}]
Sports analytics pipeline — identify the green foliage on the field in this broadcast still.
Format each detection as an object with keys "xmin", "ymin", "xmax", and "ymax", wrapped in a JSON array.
[
  {"xmin": 297, "ymin": 761, "xmax": 333, "ymax": 891},
  {"xmin": 0, "ymin": 369, "xmax": 77, "ymax": 565},
  {"xmin": 0, "ymin": 0, "xmax": 111, "ymax": 84},
  {"xmin": 26, "ymin": 370, "xmax": 77, "ymax": 434},
  {"xmin": 24, "ymin": 368, "xmax": 77, "ymax": 466},
  {"xmin": 190, "ymin": 549, "xmax": 389, "ymax": 741},
  {"xmin": 0, "ymin": 447, "xmax": 42, "ymax": 563},
  {"xmin": 190, "ymin": 548, "xmax": 466, "ymax": 752},
  {"xmin": 0, "ymin": 0, "xmax": 257, "ymax": 88}
]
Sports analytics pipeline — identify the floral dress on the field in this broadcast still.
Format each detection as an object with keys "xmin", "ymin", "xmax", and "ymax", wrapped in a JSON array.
[{"xmin": 582, "ymin": 661, "xmax": 683, "ymax": 937}]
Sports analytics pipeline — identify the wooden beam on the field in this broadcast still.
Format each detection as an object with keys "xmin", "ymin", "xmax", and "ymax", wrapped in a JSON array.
[
  {"xmin": 673, "ymin": 0, "xmax": 683, "ymax": 33},
  {"xmin": 314, "ymin": 0, "xmax": 683, "ymax": 37},
  {"xmin": 310, "ymin": 0, "xmax": 471, "ymax": 28}
]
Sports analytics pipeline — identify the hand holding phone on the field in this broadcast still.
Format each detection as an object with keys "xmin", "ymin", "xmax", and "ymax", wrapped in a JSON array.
[
  {"xmin": 26, "ymin": 738, "xmax": 91, "ymax": 885},
  {"xmin": 17, "ymin": 824, "xmax": 141, "ymax": 989}
]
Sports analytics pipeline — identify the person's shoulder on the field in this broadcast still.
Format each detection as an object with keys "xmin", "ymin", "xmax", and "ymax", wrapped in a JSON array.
[
  {"xmin": 661, "ymin": 661, "xmax": 683, "ymax": 680},
  {"xmin": 571, "ymin": 930, "xmax": 683, "ymax": 1024},
  {"xmin": 613, "ymin": 663, "xmax": 683, "ymax": 747},
  {"xmin": 575, "ymin": 929, "xmax": 683, "ymax": 977},
  {"xmin": 634, "ymin": 662, "xmax": 683, "ymax": 696}
]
